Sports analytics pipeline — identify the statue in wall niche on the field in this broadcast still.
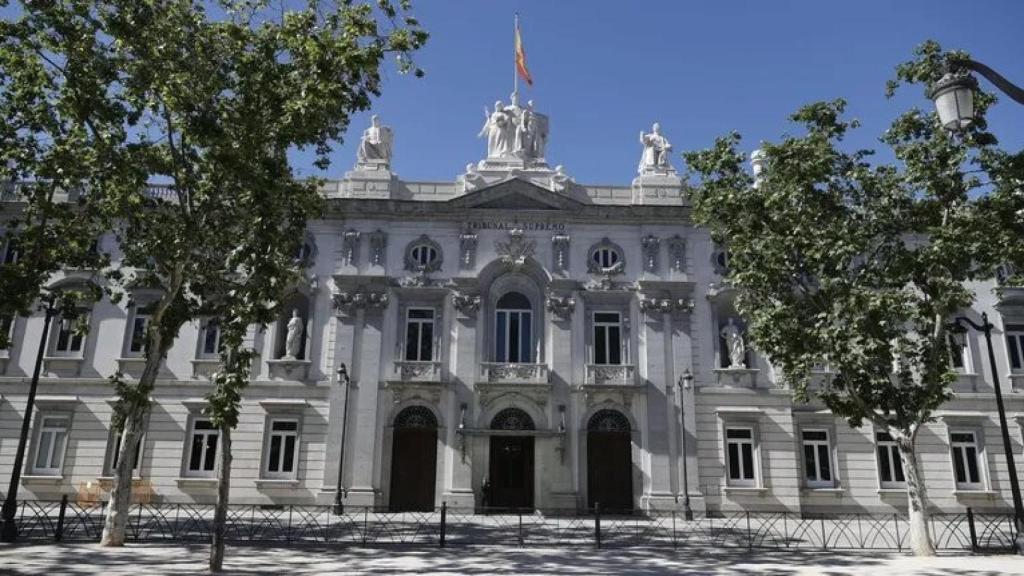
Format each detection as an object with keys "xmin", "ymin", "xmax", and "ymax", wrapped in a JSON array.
[
  {"xmin": 356, "ymin": 115, "xmax": 393, "ymax": 165},
  {"xmin": 638, "ymin": 122, "xmax": 674, "ymax": 174},
  {"xmin": 284, "ymin": 309, "xmax": 304, "ymax": 360},
  {"xmin": 720, "ymin": 318, "xmax": 746, "ymax": 369}
]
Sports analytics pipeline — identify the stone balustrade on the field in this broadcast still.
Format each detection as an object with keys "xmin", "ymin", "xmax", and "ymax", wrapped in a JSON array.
[
  {"xmin": 584, "ymin": 364, "xmax": 637, "ymax": 387},
  {"xmin": 392, "ymin": 360, "xmax": 443, "ymax": 383},
  {"xmin": 480, "ymin": 362, "xmax": 549, "ymax": 385}
]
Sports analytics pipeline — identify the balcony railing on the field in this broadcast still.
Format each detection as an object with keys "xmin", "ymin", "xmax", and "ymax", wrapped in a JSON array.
[
  {"xmin": 481, "ymin": 362, "xmax": 549, "ymax": 385},
  {"xmin": 392, "ymin": 360, "xmax": 443, "ymax": 383},
  {"xmin": 584, "ymin": 364, "xmax": 637, "ymax": 386}
]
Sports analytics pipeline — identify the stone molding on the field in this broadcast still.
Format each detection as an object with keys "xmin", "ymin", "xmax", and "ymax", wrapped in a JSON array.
[
  {"xmin": 544, "ymin": 292, "xmax": 576, "ymax": 322},
  {"xmin": 458, "ymin": 231, "xmax": 478, "ymax": 270},
  {"xmin": 551, "ymin": 233, "xmax": 570, "ymax": 275},
  {"xmin": 342, "ymin": 229, "xmax": 361, "ymax": 266},
  {"xmin": 666, "ymin": 235, "xmax": 686, "ymax": 273},
  {"xmin": 368, "ymin": 230, "xmax": 387, "ymax": 267},
  {"xmin": 641, "ymin": 235, "xmax": 660, "ymax": 272},
  {"xmin": 332, "ymin": 287, "xmax": 389, "ymax": 316}
]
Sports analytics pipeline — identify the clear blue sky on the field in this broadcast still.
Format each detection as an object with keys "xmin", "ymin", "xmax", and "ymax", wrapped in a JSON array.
[{"xmin": 296, "ymin": 0, "xmax": 1024, "ymax": 185}]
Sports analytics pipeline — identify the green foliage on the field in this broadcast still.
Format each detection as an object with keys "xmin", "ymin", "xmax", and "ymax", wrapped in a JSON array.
[{"xmin": 684, "ymin": 41, "xmax": 1023, "ymax": 433}]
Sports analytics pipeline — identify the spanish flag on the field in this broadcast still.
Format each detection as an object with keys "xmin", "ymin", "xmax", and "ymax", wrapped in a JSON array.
[{"xmin": 515, "ymin": 17, "xmax": 533, "ymax": 87}]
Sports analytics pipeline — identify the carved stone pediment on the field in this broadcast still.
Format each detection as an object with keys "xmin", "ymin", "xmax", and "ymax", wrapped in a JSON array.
[{"xmin": 477, "ymin": 383, "xmax": 552, "ymax": 411}]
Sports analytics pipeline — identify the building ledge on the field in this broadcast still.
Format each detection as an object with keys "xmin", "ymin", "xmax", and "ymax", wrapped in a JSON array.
[
  {"xmin": 255, "ymin": 479, "xmax": 301, "ymax": 488},
  {"xmin": 266, "ymin": 358, "xmax": 311, "ymax": 382},
  {"xmin": 21, "ymin": 475, "xmax": 64, "ymax": 484},
  {"xmin": 952, "ymin": 489, "xmax": 999, "ymax": 497},
  {"xmin": 801, "ymin": 487, "xmax": 845, "ymax": 494},
  {"xmin": 877, "ymin": 488, "xmax": 907, "ymax": 495},
  {"xmin": 175, "ymin": 477, "xmax": 218, "ymax": 487},
  {"xmin": 722, "ymin": 486, "xmax": 768, "ymax": 494}
]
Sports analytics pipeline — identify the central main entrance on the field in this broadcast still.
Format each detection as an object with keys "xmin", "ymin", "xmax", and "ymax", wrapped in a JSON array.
[{"xmin": 488, "ymin": 408, "xmax": 535, "ymax": 510}]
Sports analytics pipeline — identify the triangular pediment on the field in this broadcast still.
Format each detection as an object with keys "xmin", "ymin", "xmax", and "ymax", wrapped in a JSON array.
[{"xmin": 447, "ymin": 177, "xmax": 584, "ymax": 211}]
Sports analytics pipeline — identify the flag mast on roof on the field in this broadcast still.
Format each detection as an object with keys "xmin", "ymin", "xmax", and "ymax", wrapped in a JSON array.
[{"xmin": 514, "ymin": 13, "xmax": 533, "ymax": 98}]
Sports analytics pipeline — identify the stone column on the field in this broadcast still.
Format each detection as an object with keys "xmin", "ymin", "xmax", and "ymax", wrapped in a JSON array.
[
  {"xmin": 546, "ymin": 288, "xmax": 577, "ymax": 509},
  {"xmin": 444, "ymin": 292, "xmax": 478, "ymax": 510},
  {"xmin": 642, "ymin": 303, "xmax": 674, "ymax": 508}
]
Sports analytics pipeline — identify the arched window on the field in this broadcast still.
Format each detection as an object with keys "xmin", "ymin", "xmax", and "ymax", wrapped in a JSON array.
[
  {"xmin": 491, "ymin": 407, "xmax": 535, "ymax": 431},
  {"xmin": 495, "ymin": 292, "xmax": 532, "ymax": 363},
  {"xmin": 394, "ymin": 406, "xmax": 438, "ymax": 429},
  {"xmin": 404, "ymin": 235, "xmax": 443, "ymax": 273},
  {"xmin": 588, "ymin": 409, "xmax": 631, "ymax": 432},
  {"xmin": 592, "ymin": 247, "xmax": 620, "ymax": 270}
]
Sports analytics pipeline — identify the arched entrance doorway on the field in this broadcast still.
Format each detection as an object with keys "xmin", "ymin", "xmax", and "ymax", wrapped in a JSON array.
[
  {"xmin": 487, "ymin": 408, "xmax": 535, "ymax": 510},
  {"xmin": 389, "ymin": 406, "xmax": 438, "ymax": 512},
  {"xmin": 587, "ymin": 409, "xmax": 633, "ymax": 512}
]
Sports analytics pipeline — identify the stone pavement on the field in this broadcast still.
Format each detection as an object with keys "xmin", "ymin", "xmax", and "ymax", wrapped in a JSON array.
[{"xmin": 1, "ymin": 543, "xmax": 1023, "ymax": 575}]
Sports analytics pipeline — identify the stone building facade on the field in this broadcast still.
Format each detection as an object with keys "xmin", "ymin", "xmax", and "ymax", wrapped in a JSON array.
[{"xmin": 2, "ymin": 99, "xmax": 1023, "ymax": 515}]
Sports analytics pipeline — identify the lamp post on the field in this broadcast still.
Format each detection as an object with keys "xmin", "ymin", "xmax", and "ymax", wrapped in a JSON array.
[
  {"xmin": 952, "ymin": 314, "xmax": 1024, "ymax": 554},
  {"xmin": 1, "ymin": 292, "xmax": 58, "ymax": 542},
  {"xmin": 333, "ymin": 362, "xmax": 352, "ymax": 516},
  {"xmin": 675, "ymin": 368, "xmax": 694, "ymax": 521},
  {"xmin": 928, "ymin": 58, "xmax": 1024, "ymax": 130}
]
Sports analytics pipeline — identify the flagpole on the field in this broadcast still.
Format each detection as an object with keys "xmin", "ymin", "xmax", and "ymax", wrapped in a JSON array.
[{"xmin": 513, "ymin": 13, "xmax": 518, "ymax": 97}]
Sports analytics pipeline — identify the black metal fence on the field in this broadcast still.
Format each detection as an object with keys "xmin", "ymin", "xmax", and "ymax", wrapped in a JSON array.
[{"xmin": 8, "ymin": 497, "xmax": 1019, "ymax": 552}]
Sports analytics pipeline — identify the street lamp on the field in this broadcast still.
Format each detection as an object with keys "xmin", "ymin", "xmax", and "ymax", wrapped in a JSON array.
[
  {"xmin": 952, "ymin": 313, "xmax": 1024, "ymax": 554},
  {"xmin": 676, "ymin": 368, "xmax": 694, "ymax": 521},
  {"xmin": 1, "ymin": 292, "xmax": 59, "ymax": 542},
  {"xmin": 928, "ymin": 58, "xmax": 1024, "ymax": 131},
  {"xmin": 333, "ymin": 362, "xmax": 352, "ymax": 516}
]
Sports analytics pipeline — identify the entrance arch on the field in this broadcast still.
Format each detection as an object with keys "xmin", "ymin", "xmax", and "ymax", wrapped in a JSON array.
[
  {"xmin": 389, "ymin": 406, "xmax": 438, "ymax": 512},
  {"xmin": 487, "ymin": 408, "xmax": 535, "ymax": 510},
  {"xmin": 587, "ymin": 409, "xmax": 633, "ymax": 512}
]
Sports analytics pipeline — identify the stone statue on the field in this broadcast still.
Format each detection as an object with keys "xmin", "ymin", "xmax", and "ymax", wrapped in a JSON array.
[
  {"xmin": 750, "ymin": 149, "xmax": 766, "ymax": 187},
  {"xmin": 720, "ymin": 318, "xmax": 746, "ymax": 368},
  {"xmin": 463, "ymin": 163, "xmax": 486, "ymax": 190},
  {"xmin": 356, "ymin": 115, "xmax": 393, "ymax": 166},
  {"xmin": 284, "ymin": 309, "xmax": 304, "ymax": 359},
  {"xmin": 638, "ymin": 122, "xmax": 674, "ymax": 174},
  {"xmin": 550, "ymin": 165, "xmax": 570, "ymax": 191},
  {"xmin": 526, "ymin": 100, "xmax": 548, "ymax": 159},
  {"xmin": 479, "ymin": 100, "xmax": 515, "ymax": 158}
]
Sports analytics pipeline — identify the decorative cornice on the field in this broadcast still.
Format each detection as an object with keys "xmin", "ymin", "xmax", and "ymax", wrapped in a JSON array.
[
  {"xmin": 332, "ymin": 287, "xmax": 389, "ymax": 315},
  {"xmin": 545, "ymin": 292, "xmax": 576, "ymax": 321}
]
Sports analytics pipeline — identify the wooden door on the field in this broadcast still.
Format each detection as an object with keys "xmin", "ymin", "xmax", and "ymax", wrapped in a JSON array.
[
  {"xmin": 389, "ymin": 407, "xmax": 438, "ymax": 512},
  {"xmin": 488, "ymin": 436, "xmax": 535, "ymax": 510},
  {"xmin": 587, "ymin": 410, "xmax": 633, "ymax": 512}
]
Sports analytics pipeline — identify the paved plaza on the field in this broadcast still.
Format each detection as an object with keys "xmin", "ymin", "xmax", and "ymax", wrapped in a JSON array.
[{"xmin": 1, "ymin": 543, "xmax": 1023, "ymax": 575}]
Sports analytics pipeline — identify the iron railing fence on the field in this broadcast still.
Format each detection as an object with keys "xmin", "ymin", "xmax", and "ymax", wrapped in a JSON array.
[{"xmin": 8, "ymin": 498, "xmax": 1018, "ymax": 552}]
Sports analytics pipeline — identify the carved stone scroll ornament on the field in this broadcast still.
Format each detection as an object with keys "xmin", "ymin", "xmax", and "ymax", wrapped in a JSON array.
[
  {"xmin": 638, "ymin": 293, "xmax": 694, "ymax": 315},
  {"xmin": 451, "ymin": 291, "xmax": 481, "ymax": 317},
  {"xmin": 545, "ymin": 293, "xmax": 576, "ymax": 321},
  {"xmin": 495, "ymin": 229, "xmax": 536, "ymax": 270},
  {"xmin": 641, "ymin": 235, "xmax": 660, "ymax": 272},
  {"xmin": 666, "ymin": 235, "xmax": 686, "ymax": 272},
  {"xmin": 332, "ymin": 288, "xmax": 389, "ymax": 316}
]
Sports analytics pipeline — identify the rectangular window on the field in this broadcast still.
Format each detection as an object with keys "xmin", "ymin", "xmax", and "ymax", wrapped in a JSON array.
[
  {"xmin": 593, "ymin": 312, "xmax": 623, "ymax": 365},
  {"xmin": 950, "ymin": 431, "xmax": 983, "ymax": 490},
  {"xmin": 725, "ymin": 427, "xmax": 756, "ymax": 486},
  {"xmin": 1007, "ymin": 324, "xmax": 1024, "ymax": 371},
  {"xmin": 52, "ymin": 315, "xmax": 87, "ymax": 356},
  {"xmin": 0, "ymin": 314, "xmax": 13, "ymax": 351},
  {"xmin": 404, "ymin": 308, "xmax": 435, "ymax": 362},
  {"xmin": 186, "ymin": 418, "xmax": 219, "ymax": 477},
  {"xmin": 876, "ymin": 432, "xmax": 906, "ymax": 488},
  {"xmin": 264, "ymin": 418, "xmax": 299, "ymax": 479},
  {"xmin": 106, "ymin": 425, "xmax": 143, "ymax": 477},
  {"xmin": 949, "ymin": 334, "xmax": 966, "ymax": 370},
  {"xmin": 129, "ymin": 312, "xmax": 151, "ymax": 355},
  {"xmin": 32, "ymin": 416, "xmax": 69, "ymax": 475},
  {"xmin": 802, "ymin": 429, "xmax": 834, "ymax": 488},
  {"xmin": 200, "ymin": 319, "xmax": 221, "ymax": 358}
]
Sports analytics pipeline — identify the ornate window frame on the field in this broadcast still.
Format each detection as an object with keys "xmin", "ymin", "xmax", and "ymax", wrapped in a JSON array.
[
  {"xmin": 586, "ymin": 238, "xmax": 625, "ymax": 275},
  {"xmin": 404, "ymin": 235, "xmax": 443, "ymax": 273}
]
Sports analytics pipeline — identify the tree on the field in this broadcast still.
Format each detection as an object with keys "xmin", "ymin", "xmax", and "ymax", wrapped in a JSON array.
[
  {"xmin": 683, "ymin": 41, "xmax": 1024, "ymax": 556},
  {"xmin": 0, "ymin": 0, "xmax": 426, "ymax": 548}
]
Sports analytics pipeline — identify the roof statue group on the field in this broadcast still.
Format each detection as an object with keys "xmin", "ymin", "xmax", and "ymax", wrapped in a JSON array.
[
  {"xmin": 478, "ymin": 92, "xmax": 549, "ymax": 164},
  {"xmin": 351, "ymin": 99, "xmax": 676, "ymax": 179}
]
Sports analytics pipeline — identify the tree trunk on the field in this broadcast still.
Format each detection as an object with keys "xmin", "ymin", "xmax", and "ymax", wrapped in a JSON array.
[
  {"xmin": 101, "ymin": 346, "xmax": 163, "ymax": 546},
  {"xmin": 100, "ymin": 404, "xmax": 145, "ymax": 546},
  {"xmin": 210, "ymin": 425, "xmax": 232, "ymax": 572},
  {"xmin": 897, "ymin": 436, "xmax": 935, "ymax": 556}
]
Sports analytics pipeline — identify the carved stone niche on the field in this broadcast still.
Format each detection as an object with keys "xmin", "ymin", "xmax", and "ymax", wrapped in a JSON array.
[
  {"xmin": 368, "ymin": 230, "xmax": 387, "ymax": 267},
  {"xmin": 551, "ymin": 233, "xmax": 570, "ymax": 275},
  {"xmin": 459, "ymin": 230, "xmax": 478, "ymax": 270},
  {"xmin": 666, "ymin": 235, "xmax": 686, "ymax": 273},
  {"xmin": 641, "ymin": 235, "xmax": 660, "ymax": 273},
  {"xmin": 342, "ymin": 229, "xmax": 361, "ymax": 267}
]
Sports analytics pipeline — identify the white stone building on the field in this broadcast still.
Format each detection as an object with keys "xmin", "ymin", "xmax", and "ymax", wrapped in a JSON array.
[{"xmin": 1, "ymin": 97, "xmax": 1023, "ymax": 516}]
